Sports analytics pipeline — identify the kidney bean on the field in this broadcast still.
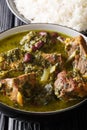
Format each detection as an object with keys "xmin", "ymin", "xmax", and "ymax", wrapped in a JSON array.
[
  {"xmin": 39, "ymin": 31, "xmax": 47, "ymax": 36},
  {"xmin": 32, "ymin": 45, "xmax": 38, "ymax": 51},
  {"xmin": 24, "ymin": 53, "xmax": 32, "ymax": 63},
  {"xmin": 51, "ymin": 32, "xmax": 58, "ymax": 38},
  {"xmin": 32, "ymin": 41, "xmax": 44, "ymax": 52},
  {"xmin": 35, "ymin": 41, "xmax": 44, "ymax": 49},
  {"xmin": 51, "ymin": 39, "xmax": 56, "ymax": 44}
]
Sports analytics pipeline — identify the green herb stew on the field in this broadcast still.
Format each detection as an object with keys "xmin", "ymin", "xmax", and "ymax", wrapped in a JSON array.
[{"xmin": 0, "ymin": 30, "xmax": 87, "ymax": 112}]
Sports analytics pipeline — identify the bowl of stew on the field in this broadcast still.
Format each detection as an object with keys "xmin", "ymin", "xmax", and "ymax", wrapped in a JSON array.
[{"xmin": 0, "ymin": 24, "xmax": 87, "ymax": 121}]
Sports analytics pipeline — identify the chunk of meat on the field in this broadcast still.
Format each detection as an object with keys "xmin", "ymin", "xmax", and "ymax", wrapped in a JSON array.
[
  {"xmin": 73, "ymin": 55, "xmax": 87, "ymax": 74},
  {"xmin": 42, "ymin": 53, "xmax": 64, "ymax": 68},
  {"xmin": 54, "ymin": 71, "xmax": 87, "ymax": 100},
  {"xmin": 0, "ymin": 72, "xmax": 54, "ymax": 106},
  {"xmin": 65, "ymin": 36, "xmax": 87, "ymax": 55},
  {"xmin": 0, "ymin": 48, "xmax": 24, "ymax": 71},
  {"xmin": 0, "ymin": 72, "xmax": 36, "ymax": 106},
  {"xmin": 65, "ymin": 35, "xmax": 87, "ymax": 74}
]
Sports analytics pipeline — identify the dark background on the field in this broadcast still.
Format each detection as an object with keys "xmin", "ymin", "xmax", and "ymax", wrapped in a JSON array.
[{"xmin": 0, "ymin": 0, "xmax": 87, "ymax": 130}]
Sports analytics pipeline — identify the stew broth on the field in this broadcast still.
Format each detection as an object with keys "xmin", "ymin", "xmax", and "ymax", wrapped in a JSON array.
[{"xmin": 0, "ymin": 31, "xmax": 86, "ymax": 112}]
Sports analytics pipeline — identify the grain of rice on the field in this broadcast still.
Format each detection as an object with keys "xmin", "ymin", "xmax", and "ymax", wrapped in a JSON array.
[{"xmin": 14, "ymin": 0, "xmax": 87, "ymax": 31}]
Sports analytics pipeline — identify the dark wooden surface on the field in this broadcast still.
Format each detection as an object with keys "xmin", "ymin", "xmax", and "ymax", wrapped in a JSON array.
[{"xmin": 0, "ymin": 0, "xmax": 87, "ymax": 130}]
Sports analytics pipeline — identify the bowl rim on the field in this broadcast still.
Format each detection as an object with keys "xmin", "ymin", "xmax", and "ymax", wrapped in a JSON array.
[
  {"xmin": 0, "ymin": 23, "xmax": 87, "ymax": 38},
  {"xmin": 0, "ymin": 23, "xmax": 87, "ymax": 115},
  {"xmin": 6, "ymin": 0, "xmax": 31, "ymax": 24}
]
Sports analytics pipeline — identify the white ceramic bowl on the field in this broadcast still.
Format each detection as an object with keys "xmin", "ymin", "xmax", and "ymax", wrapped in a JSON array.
[{"xmin": 0, "ymin": 24, "xmax": 87, "ymax": 120}]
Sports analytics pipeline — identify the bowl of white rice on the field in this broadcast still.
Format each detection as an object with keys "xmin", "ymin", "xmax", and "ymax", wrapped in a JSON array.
[{"xmin": 6, "ymin": 0, "xmax": 87, "ymax": 32}]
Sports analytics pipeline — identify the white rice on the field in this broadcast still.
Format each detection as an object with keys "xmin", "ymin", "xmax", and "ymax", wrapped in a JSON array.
[{"xmin": 14, "ymin": 0, "xmax": 87, "ymax": 31}]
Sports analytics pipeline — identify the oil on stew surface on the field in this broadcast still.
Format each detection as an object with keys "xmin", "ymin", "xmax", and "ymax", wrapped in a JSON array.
[{"xmin": 0, "ymin": 30, "xmax": 87, "ymax": 112}]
